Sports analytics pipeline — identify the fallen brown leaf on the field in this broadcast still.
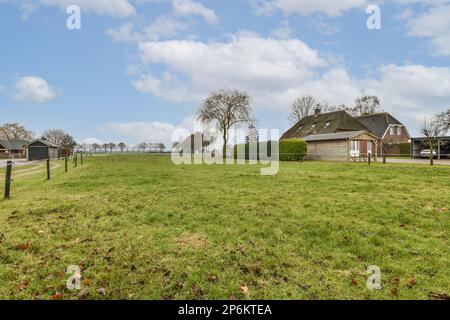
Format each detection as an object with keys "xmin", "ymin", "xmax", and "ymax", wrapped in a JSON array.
[
  {"xmin": 241, "ymin": 284, "xmax": 249, "ymax": 295},
  {"xmin": 351, "ymin": 279, "xmax": 358, "ymax": 286},
  {"xmin": 429, "ymin": 292, "xmax": 450, "ymax": 300},
  {"xmin": 407, "ymin": 278, "xmax": 417, "ymax": 288},
  {"xmin": 51, "ymin": 292, "xmax": 63, "ymax": 300}
]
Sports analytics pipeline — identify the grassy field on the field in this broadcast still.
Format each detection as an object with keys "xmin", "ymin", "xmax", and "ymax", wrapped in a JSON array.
[{"xmin": 0, "ymin": 155, "xmax": 449, "ymax": 300}]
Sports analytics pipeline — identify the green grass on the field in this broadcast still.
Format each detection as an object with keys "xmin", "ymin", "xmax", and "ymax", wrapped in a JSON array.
[{"xmin": 1, "ymin": 155, "xmax": 449, "ymax": 300}]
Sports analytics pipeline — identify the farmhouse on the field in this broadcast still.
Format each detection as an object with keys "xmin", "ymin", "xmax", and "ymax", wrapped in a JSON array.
[
  {"xmin": 24, "ymin": 139, "xmax": 59, "ymax": 161},
  {"xmin": 282, "ymin": 109, "xmax": 410, "ymax": 160},
  {"xmin": 0, "ymin": 140, "xmax": 28, "ymax": 158},
  {"xmin": 304, "ymin": 131, "xmax": 379, "ymax": 161},
  {"xmin": 356, "ymin": 113, "xmax": 410, "ymax": 155}
]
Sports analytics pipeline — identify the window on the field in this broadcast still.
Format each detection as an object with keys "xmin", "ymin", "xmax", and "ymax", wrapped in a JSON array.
[
  {"xmin": 397, "ymin": 127, "xmax": 402, "ymax": 136},
  {"xmin": 351, "ymin": 141, "xmax": 360, "ymax": 157},
  {"xmin": 324, "ymin": 122, "xmax": 331, "ymax": 128},
  {"xmin": 390, "ymin": 127, "xmax": 394, "ymax": 135},
  {"xmin": 311, "ymin": 124, "xmax": 316, "ymax": 129}
]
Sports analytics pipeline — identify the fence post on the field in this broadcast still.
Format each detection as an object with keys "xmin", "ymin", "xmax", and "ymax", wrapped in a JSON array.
[
  {"xmin": 368, "ymin": 153, "xmax": 371, "ymax": 166},
  {"xmin": 65, "ymin": 157, "xmax": 68, "ymax": 172},
  {"xmin": 47, "ymin": 159, "xmax": 50, "ymax": 180},
  {"xmin": 4, "ymin": 161, "xmax": 12, "ymax": 199},
  {"xmin": 74, "ymin": 155, "xmax": 78, "ymax": 168}
]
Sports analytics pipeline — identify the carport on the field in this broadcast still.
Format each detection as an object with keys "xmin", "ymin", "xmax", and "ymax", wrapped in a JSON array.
[{"xmin": 411, "ymin": 136, "xmax": 450, "ymax": 159}]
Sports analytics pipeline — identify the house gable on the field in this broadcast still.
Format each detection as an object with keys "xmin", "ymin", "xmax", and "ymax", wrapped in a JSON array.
[{"xmin": 356, "ymin": 113, "xmax": 409, "ymax": 140}]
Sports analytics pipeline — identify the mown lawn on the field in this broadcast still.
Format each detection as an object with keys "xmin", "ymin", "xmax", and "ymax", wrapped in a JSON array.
[{"xmin": 0, "ymin": 155, "xmax": 449, "ymax": 300}]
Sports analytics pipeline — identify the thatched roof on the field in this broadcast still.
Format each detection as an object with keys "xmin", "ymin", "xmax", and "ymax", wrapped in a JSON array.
[{"xmin": 281, "ymin": 111, "xmax": 367, "ymax": 139}]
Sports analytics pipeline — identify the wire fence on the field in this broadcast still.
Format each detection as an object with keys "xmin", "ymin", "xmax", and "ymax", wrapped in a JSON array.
[{"xmin": 1, "ymin": 154, "xmax": 85, "ymax": 200}]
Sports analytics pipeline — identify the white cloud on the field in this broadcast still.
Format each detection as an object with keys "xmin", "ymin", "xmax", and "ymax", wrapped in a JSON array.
[
  {"xmin": 405, "ymin": 4, "xmax": 450, "ymax": 56},
  {"xmin": 134, "ymin": 32, "xmax": 338, "ymax": 108},
  {"xmin": 270, "ymin": 20, "xmax": 293, "ymax": 39},
  {"xmin": 101, "ymin": 116, "xmax": 196, "ymax": 145},
  {"xmin": 172, "ymin": 0, "xmax": 218, "ymax": 24},
  {"xmin": 15, "ymin": 0, "xmax": 136, "ymax": 18},
  {"xmin": 106, "ymin": 23, "xmax": 142, "ymax": 42},
  {"xmin": 0, "ymin": 83, "xmax": 5, "ymax": 91},
  {"xmin": 13, "ymin": 76, "xmax": 57, "ymax": 102},
  {"xmin": 80, "ymin": 137, "xmax": 104, "ymax": 145},
  {"xmin": 254, "ymin": 0, "xmax": 367, "ymax": 16},
  {"xmin": 145, "ymin": 15, "xmax": 187, "ymax": 40}
]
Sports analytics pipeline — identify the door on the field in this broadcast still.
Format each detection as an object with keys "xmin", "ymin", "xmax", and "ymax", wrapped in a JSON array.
[{"xmin": 28, "ymin": 147, "xmax": 49, "ymax": 161}]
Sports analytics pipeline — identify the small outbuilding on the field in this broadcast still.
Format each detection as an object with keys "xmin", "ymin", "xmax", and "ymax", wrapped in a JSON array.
[
  {"xmin": 25, "ymin": 139, "xmax": 59, "ymax": 161},
  {"xmin": 304, "ymin": 130, "xmax": 380, "ymax": 162}
]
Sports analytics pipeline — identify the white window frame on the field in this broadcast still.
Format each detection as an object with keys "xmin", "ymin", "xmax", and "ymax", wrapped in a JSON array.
[
  {"xmin": 390, "ymin": 126, "xmax": 395, "ymax": 135},
  {"xmin": 397, "ymin": 126, "xmax": 402, "ymax": 136},
  {"xmin": 351, "ymin": 140, "xmax": 360, "ymax": 156}
]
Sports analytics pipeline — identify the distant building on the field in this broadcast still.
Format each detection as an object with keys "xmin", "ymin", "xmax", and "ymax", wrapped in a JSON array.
[
  {"xmin": 24, "ymin": 139, "xmax": 59, "ymax": 161},
  {"xmin": 0, "ymin": 140, "xmax": 28, "ymax": 158}
]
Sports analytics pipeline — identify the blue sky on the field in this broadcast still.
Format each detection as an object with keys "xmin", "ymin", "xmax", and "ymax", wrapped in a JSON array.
[{"xmin": 1, "ymin": 0, "xmax": 450, "ymax": 146}]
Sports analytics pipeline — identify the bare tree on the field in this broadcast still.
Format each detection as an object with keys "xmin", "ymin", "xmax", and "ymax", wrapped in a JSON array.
[
  {"xmin": 197, "ymin": 89, "xmax": 252, "ymax": 158},
  {"xmin": 381, "ymin": 140, "xmax": 395, "ymax": 164},
  {"xmin": 421, "ymin": 117, "xmax": 447, "ymax": 165},
  {"xmin": 288, "ymin": 96, "xmax": 317, "ymax": 124},
  {"xmin": 102, "ymin": 143, "xmax": 109, "ymax": 153},
  {"xmin": 108, "ymin": 143, "xmax": 116, "ymax": 153},
  {"xmin": 92, "ymin": 143, "xmax": 100, "ymax": 153},
  {"xmin": 437, "ymin": 109, "xmax": 450, "ymax": 132},
  {"xmin": 42, "ymin": 129, "xmax": 67, "ymax": 146},
  {"xmin": 138, "ymin": 142, "xmax": 148, "ymax": 153},
  {"xmin": 352, "ymin": 96, "xmax": 380, "ymax": 116},
  {"xmin": 118, "ymin": 142, "xmax": 126, "ymax": 152},
  {"xmin": 0, "ymin": 123, "xmax": 34, "ymax": 141}
]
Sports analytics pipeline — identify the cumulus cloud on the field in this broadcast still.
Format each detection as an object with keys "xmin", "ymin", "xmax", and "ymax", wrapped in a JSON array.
[
  {"xmin": 172, "ymin": 0, "xmax": 218, "ymax": 24},
  {"xmin": 13, "ymin": 76, "xmax": 57, "ymax": 102},
  {"xmin": 405, "ymin": 4, "xmax": 450, "ymax": 56},
  {"xmin": 13, "ymin": 0, "xmax": 136, "ymax": 18},
  {"xmin": 253, "ymin": 0, "xmax": 367, "ymax": 16}
]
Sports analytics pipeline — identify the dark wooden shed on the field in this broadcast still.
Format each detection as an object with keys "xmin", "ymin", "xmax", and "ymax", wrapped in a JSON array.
[{"xmin": 25, "ymin": 139, "xmax": 59, "ymax": 161}]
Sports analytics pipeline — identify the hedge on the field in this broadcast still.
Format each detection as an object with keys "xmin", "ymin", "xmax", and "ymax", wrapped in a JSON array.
[
  {"xmin": 399, "ymin": 142, "xmax": 411, "ymax": 157},
  {"xmin": 278, "ymin": 138, "xmax": 307, "ymax": 162},
  {"xmin": 234, "ymin": 139, "xmax": 307, "ymax": 162}
]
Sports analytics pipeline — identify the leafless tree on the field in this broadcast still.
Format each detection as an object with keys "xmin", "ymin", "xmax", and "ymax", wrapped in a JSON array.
[
  {"xmin": 381, "ymin": 140, "xmax": 395, "ymax": 164},
  {"xmin": 92, "ymin": 143, "xmax": 100, "ymax": 153},
  {"xmin": 42, "ymin": 129, "xmax": 67, "ymax": 146},
  {"xmin": 421, "ymin": 117, "xmax": 447, "ymax": 165},
  {"xmin": 288, "ymin": 95, "xmax": 317, "ymax": 124},
  {"xmin": 352, "ymin": 96, "xmax": 380, "ymax": 116},
  {"xmin": 437, "ymin": 109, "xmax": 450, "ymax": 133},
  {"xmin": 118, "ymin": 142, "xmax": 126, "ymax": 152},
  {"xmin": 0, "ymin": 123, "xmax": 34, "ymax": 141},
  {"xmin": 197, "ymin": 89, "xmax": 252, "ymax": 158}
]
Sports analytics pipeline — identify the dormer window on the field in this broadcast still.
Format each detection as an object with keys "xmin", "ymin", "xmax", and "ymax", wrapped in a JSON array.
[
  {"xmin": 311, "ymin": 124, "xmax": 316, "ymax": 129},
  {"xmin": 390, "ymin": 127, "xmax": 394, "ymax": 135},
  {"xmin": 397, "ymin": 127, "xmax": 402, "ymax": 136},
  {"xmin": 324, "ymin": 122, "xmax": 331, "ymax": 128}
]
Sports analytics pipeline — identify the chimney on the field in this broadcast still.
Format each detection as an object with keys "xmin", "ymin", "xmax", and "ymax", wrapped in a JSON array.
[{"xmin": 314, "ymin": 105, "xmax": 321, "ymax": 115}]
